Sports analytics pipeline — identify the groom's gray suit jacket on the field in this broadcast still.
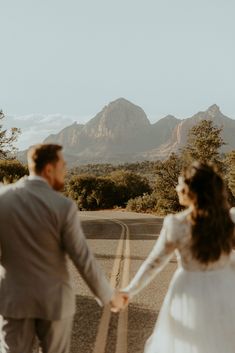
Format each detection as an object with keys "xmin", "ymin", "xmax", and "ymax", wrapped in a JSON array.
[{"xmin": 0, "ymin": 177, "xmax": 113, "ymax": 320}]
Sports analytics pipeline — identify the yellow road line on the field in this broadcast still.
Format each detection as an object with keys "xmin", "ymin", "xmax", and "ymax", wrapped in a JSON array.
[
  {"xmin": 114, "ymin": 221, "xmax": 130, "ymax": 353},
  {"xmin": 93, "ymin": 221, "xmax": 126, "ymax": 353}
]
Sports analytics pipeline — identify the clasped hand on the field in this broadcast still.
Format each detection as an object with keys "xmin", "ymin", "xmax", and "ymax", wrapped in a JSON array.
[{"xmin": 110, "ymin": 290, "xmax": 129, "ymax": 313}]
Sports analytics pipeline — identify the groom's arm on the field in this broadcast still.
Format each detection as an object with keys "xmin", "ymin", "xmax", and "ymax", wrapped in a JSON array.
[{"xmin": 61, "ymin": 201, "xmax": 114, "ymax": 306}]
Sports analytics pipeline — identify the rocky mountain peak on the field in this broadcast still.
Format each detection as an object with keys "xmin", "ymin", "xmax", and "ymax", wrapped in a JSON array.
[
  {"xmin": 102, "ymin": 97, "xmax": 150, "ymax": 126},
  {"xmin": 110, "ymin": 97, "xmax": 133, "ymax": 106},
  {"xmin": 158, "ymin": 114, "xmax": 178, "ymax": 122},
  {"xmin": 206, "ymin": 104, "xmax": 221, "ymax": 116},
  {"xmin": 84, "ymin": 97, "xmax": 150, "ymax": 141}
]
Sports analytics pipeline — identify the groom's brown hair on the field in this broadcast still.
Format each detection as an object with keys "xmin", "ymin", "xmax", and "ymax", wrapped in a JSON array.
[{"xmin": 27, "ymin": 144, "xmax": 63, "ymax": 174}]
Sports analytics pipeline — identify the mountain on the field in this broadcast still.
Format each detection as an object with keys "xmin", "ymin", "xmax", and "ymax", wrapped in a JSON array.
[
  {"xmin": 170, "ymin": 104, "xmax": 234, "ymax": 150},
  {"xmin": 144, "ymin": 104, "xmax": 235, "ymax": 159},
  {"xmin": 45, "ymin": 122, "xmax": 85, "ymax": 148},
  {"xmin": 44, "ymin": 98, "xmax": 159, "ymax": 164},
  {"xmin": 18, "ymin": 99, "xmax": 235, "ymax": 166}
]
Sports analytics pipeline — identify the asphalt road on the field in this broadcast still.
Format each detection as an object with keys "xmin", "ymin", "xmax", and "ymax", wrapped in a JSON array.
[{"xmin": 67, "ymin": 210, "xmax": 177, "ymax": 353}]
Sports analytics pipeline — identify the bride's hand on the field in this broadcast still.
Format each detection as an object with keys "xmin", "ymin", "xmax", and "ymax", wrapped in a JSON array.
[{"xmin": 110, "ymin": 291, "xmax": 129, "ymax": 313}]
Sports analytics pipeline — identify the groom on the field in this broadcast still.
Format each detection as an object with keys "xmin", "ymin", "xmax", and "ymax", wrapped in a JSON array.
[{"xmin": 0, "ymin": 144, "xmax": 126, "ymax": 353}]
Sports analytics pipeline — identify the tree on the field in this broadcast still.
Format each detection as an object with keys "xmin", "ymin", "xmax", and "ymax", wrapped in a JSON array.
[
  {"xmin": 65, "ymin": 170, "xmax": 151, "ymax": 210},
  {"xmin": 225, "ymin": 150, "xmax": 235, "ymax": 199},
  {"xmin": 126, "ymin": 154, "xmax": 183, "ymax": 215},
  {"xmin": 154, "ymin": 153, "xmax": 183, "ymax": 214},
  {"xmin": 181, "ymin": 119, "xmax": 225, "ymax": 169},
  {"xmin": 152, "ymin": 121, "xmax": 226, "ymax": 214},
  {"xmin": 108, "ymin": 170, "xmax": 151, "ymax": 206},
  {"xmin": 0, "ymin": 110, "xmax": 21, "ymax": 159},
  {"xmin": 126, "ymin": 192, "xmax": 158, "ymax": 213},
  {"xmin": 65, "ymin": 174, "xmax": 118, "ymax": 210},
  {"xmin": 66, "ymin": 174, "xmax": 99, "ymax": 210},
  {"xmin": 0, "ymin": 160, "xmax": 28, "ymax": 183},
  {"xmin": 90, "ymin": 177, "xmax": 117, "ymax": 209}
]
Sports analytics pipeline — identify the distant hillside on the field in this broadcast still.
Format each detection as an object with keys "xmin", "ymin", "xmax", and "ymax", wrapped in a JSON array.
[
  {"xmin": 140, "ymin": 104, "xmax": 235, "ymax": 160},
  {"xmin": 18, "ymin": 98, "xmax": 235, "ymax": 166}
]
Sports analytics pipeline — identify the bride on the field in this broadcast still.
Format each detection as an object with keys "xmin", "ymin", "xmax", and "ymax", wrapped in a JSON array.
[{"xmin": 120, "ymin": 162, "xmax": 235, "ymax": 353}]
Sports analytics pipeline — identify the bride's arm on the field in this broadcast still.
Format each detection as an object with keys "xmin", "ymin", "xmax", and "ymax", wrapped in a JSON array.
[
  {"xmin": 230, "ymin": 207, "xmax": 235, "ymax": 223},
  {"xmin": 123, "ymin": 214, "xmax": 178, "ymax": 298}
]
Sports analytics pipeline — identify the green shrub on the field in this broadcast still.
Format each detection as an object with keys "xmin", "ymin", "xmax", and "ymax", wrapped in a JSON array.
[
  {"xmin": 126, "ymin": 193, "xmax": 157, "ymax": 213},
  {"xmin": 0, "ymin": 159, "xmax": 28, "ymax": 183},
  {"xmin": 66, "ymin": 170, "xmax": 151, "ymax": 210},
  {"xmin": 108, "ymin": 170, "xmax": 151, "ymax": 206},
  {"xmin": 66, "ymin": 174, "xmax": 117, "ymax": 210}
]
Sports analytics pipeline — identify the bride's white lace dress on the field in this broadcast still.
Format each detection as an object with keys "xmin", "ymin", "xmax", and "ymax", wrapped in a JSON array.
[{"xmin": 124, "ymin": 208, "xmax": 235, "ymax": 353}]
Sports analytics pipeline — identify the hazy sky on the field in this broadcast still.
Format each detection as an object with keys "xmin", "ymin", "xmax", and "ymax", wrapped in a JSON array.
[{"xmin": 0, "ymin": 0, "xmax": 235, "ymax": 148}]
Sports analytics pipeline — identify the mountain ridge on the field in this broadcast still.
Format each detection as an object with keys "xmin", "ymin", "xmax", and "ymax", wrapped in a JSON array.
[
  {"xmin": 18, "ymin": 98, "xmax": 235, "ymax": 166},
  {"xmin": 44, "ymin": 99, "xmax": 235, "ymax": 164}
]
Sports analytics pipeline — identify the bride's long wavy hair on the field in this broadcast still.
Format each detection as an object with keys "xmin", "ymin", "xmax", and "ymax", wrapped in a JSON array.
[{"xmin": 182, "ymin": 162, "xmax": 234, "ymax": 264}]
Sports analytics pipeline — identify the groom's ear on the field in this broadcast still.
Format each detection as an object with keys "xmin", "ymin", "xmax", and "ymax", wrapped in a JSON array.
[{"xmin": 43, "ymin": 163, "xmax": 54, "ymax": 177}]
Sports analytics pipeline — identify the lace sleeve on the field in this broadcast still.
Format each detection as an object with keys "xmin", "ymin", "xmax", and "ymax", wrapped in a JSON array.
[{"xmin": 123, "ymin": 214, "xmax": 178, "ymax": 298}]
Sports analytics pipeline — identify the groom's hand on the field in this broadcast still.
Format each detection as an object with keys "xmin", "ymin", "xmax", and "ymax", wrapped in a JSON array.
[{"xmin": 110, "ymin": 291, "xmax": 129, "ymax": 313}]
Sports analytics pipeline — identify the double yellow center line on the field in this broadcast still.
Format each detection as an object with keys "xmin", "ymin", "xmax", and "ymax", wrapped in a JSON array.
[{"xmin": 93, "ymin": 219, "xmax": 130, "ymax": 353}]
